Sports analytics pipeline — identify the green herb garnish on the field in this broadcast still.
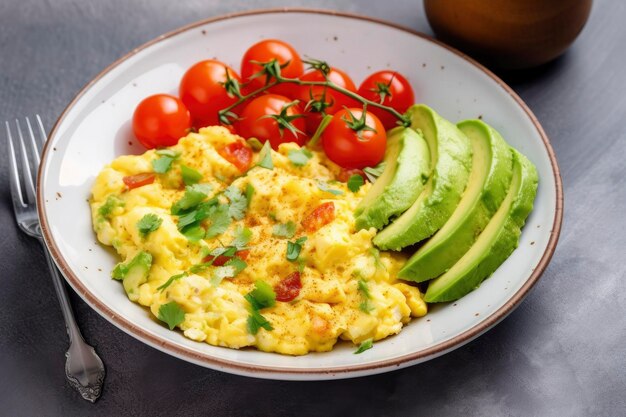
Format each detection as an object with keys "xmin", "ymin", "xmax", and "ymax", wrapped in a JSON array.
[
  {"xmin": 286, "ymin": 236, "xmax": 307, "ymax": 262},
  {"xmin": 157, "ymin": 273, "xmax": 186, "ymax": 291},
  {"xmin": 244, "ymin": 280, "xmax": 276, "ymax": 335},
  {"xmin": 245, "ymin": 183, "xmax": 255, "ymax": 207},
  {"xmin": 137, "ymin": 213, "xmax": 162, "ymax": 238},
  {"xmin": 171, "ymin": 184, "xmax": 213, "ymax": 214},
  {"xmin": 205, "ymin": 204, "xmax": 232, "ymax": 239},
  {"xmin": 157, "ymin": 302, "xmax": 186, "ymax": 330},
  {"xmin": 347, "ymin": 174, "xmax": 365, "ymax": 193},
  {"xmin": 317, "ymin": 181, "xmax": 344, "ymax": 196},
  {"xmin": 288, "ymin": 148, "xmax": 313, "ymax": 167},
  {"xmin": 272, "ymin": 221, "xmax": 297, "ymax": 239},
  {"xmin": 224, "ymin": 185, "xmax": 248, "ymax": 220},
  {"xmin": 357, "ymin": 278, "xmax": 374, "ymax": 313},
  {"xmin": 354, "ymin": 338, "xmax": 373, "ymax": 354},
  {"xmin": 180, "ymin": 164, "xmax": 203, "ymax": 185},
  {"xmin": 152, "ymin": 156, "xmax": 175, "ymax": 173}
]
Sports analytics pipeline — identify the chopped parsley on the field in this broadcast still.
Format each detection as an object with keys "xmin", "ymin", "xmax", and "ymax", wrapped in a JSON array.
[
  {"xmin": 171, "ymin": 184, "xmax": 213, "ymax": 215},
  {"xmin": 272, "ymin": 221, "xmax": 297, "ymax": 239},
  {"xmin": 286, "ymin": 236, "xmax": 307, "ymax": 262},
  {"xmin": 244, "ymin": 280, "xmax": 276, "ymax": 335},
  {"xmin": 225, "ymin": 256, "xmax": 247, "ymax": 275},
  {"xmin": 211, "ymin": 265, "xmax": 237, "ymax": 286},
  {"xmin": 288, "ymin": 148, "xmax": 313, "ymax": 167},
  {"xmin": 180, "ymin": 164, "xmax": 203, "ymax": 185},
  {"xmin": 224, "ymin": 185, "xmax": 248, "ymax": 220},
  {"xmin": 347, "ymin": 174, "xmax": 365, "ymax": 193},
  {"xmin": 357, "ymin": 278, "xmax": 374, "ymax": 313},
  {"xmin": 231, "ymin": 225, "xmax": 252, "ymax": 248},
  {"xmin": 204, "ymin": 204, "xmax": 232, "ymax": 238},
  {"xmin": 354, "ymin": 338, "xmax": 374, "ymax": 354},
  {"xmin": 182, "ymin": 225, "xmax": 205, "ymax": 242},
  {"xmin": 257, "ymin": 140, "xmax": 274, "ymax": 170},
  {"xmin": 363, "ymin": 162, "xmax": 386, "ymax": 183},
  {"xmin": 157, "ymin": 273, "xmax": 186, "ymax": 291},
  {"xmin": 136, "ymin": 213, "xmax": 162, "ymax": 238},
  {"xmin": 157, "ymin": 302, "xmax": 186, "ymax": 330},
  {"xmin": 317, "ymin": 181, "xmax": 344, "ymax": 196}
]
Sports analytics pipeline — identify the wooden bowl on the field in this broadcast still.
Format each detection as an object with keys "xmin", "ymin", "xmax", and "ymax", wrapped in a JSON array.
[{"xmin": 424, "ymin": 0, "xmax": 593, "ymax": 69}]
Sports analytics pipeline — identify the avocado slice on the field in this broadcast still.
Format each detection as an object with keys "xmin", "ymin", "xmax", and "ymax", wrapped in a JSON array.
[
  {"xmin": 354, "ymin": 127, "xmax": 430, "ymax": 230},
  {"xmin": 424, "ymin": 149, "xmax": 538, "ymax": 302},
  {"xmin": 111, "ymin": 251, "xmax": 153, "ymax": 301},
  {"xmin": 398, "ymin": 120, "xmax": 513, "ymax": 282},
  {"xmin": 373, "ymin": 104, "xmax": 472, "ymax": 250}
]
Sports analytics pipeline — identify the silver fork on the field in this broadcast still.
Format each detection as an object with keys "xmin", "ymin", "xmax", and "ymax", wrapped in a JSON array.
[{"xmin": 6, "ymin": 116, "xmax": 105, "ymax": 403}]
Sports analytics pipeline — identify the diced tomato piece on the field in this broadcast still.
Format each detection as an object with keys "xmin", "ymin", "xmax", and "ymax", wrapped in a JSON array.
[
  {"xmin": 203, "ymin": 249, "xmax": 250, "ymax": 266},
  {"xmin": 123, "ymin": 173, "xmax": 155, "ymax": 190},
  {"xmin": 337, "ymin": 168, "xmax": 367, "ymax": 183},
  {"xmin": 302, "ymin": 202, "xmax": 335, "ymax": 233},
  {"xmin": 274, "ymin": 271, "xmax": 302, "ymax": 302},
  {"xmin": 217, "ymin": 141, "xmax": 253, "ymax": 172}
]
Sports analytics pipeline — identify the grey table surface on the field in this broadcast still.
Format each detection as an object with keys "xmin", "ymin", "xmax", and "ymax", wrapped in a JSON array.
[{"xmin": 1, "ymin": 0, "xmax": 624, "ymax": 416}]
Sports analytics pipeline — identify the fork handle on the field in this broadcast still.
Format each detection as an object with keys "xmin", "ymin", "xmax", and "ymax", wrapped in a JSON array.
[{"xmin": 37, "ymin": 238, "xmax": 106, "ymax": 402}]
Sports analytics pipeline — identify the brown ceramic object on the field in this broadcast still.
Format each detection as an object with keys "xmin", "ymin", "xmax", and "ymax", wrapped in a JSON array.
[{"xmin": 424, "ymin": 0, "xmax": 593, "ymax": 69}]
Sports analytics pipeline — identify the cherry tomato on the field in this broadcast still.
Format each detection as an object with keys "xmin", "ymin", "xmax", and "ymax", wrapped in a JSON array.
[
  {"xmin": 302, "ymin": 202, "xmax": 336, "ymax": 233},
  {"xmin": 217, "ymin": 141, "xmax": 253, "ymax": 172},
  {"xmin": 204, "ymin": 250, "xmax": 250, "ymax": 267},
  {"xmin": 337, "ymin": 168, "xmax": 367, "ymax": 183},
  {"xmin": 240, "ymin": 39, "xmax": 304, "ymax": 96},
  {"xmin": 179, "ymin": 60, "xmax": 243, "ymax": 128},
  {"xmin": 321, "ymin": 108, "xmax": 386, "ymax": 169},
  {"xmin": 237, "ymin": 94, "xmax": 307, "ymax": 150},
  {"xmin": 274, "ymin": 272, "xmax": 302, "ymax": 302},
  {"xmin": 132, "ymin": 94, "xmax": 191, "ymax": 149},
  {"xmin": 357, "ymin": 71, "xmax": 414, "ymax": 130},
  {"xmin": 295, "ymin": 67, "xmax": 358, "ymax": 134},
  {"xmin": 123, "ymin": 173, "xmax": 156, "ymax": 190}
]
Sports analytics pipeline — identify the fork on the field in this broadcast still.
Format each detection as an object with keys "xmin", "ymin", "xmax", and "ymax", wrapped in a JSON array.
[{"xmin": 6, "ymin": 116, "xmax": 105, "ymax": 403}]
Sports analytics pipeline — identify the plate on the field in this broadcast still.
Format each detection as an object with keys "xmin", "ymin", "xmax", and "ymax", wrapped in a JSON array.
[{"xmin": 37, "ymin": 9, "xmax": 563, "ymax": 380}]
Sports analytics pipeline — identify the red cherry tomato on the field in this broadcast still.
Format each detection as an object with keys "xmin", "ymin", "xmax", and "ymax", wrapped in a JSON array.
[
  {"xmin": 302, "ymin": 202, "xmax": 336, "ymax": 233},
  {"xmin": 357, "ymin": 71, "xmax": 414, "ymax": 130},
  {"xmin": 203, "ymin": 250, "xmax": 250, "ymax": 267},
  {"xmin": 274, "ymin": 272, "xmax": 302, "ymax": 302},
  {"xmin": 179, "ymin": 60, "xmax": 243, "ymax": 128},
  {"xmin": 321, "ymin": 108, "xmax": 386, "ymax": 169},
  {"xmin": 241, "ymin": 39, "xmax": 304, "ymax": 97},
  {"xmin": 237, "ymin": 94, "xmax": 307, "ymax": 150},
  {"xmin": 132, "ymin": 94, "xmax": 191, "ymax": 149},
  {"xmin": 123, "ymin": 173, "xmax": 156, "ymax": 190},
  {"xmin": 295, "ymin": 67, "xmax": 358, "ymax": 134},
  {"xmin": 217, "ymin": 141, "xmax": 253, "ymax": 172}
]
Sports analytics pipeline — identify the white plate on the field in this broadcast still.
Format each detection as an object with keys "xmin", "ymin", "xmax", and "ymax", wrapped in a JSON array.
[{"xmin": 38, "ymin": 9, "xmax": 563, "ymax": 380}]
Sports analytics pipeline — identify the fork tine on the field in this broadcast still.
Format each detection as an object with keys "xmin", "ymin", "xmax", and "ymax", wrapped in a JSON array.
[
  {"xmin": 35, "ymin": 114, "xmax": 47, "ymax": 148},
  {"xmin": 25, "ymin": 117, "xmax": 41, "ymax": 165},
  {"xmin": 6, "ymin": 121, "xmax": 27, "ymax": 209},
  {"xmin": 15, "ymin": 119, "xmax": 37, "ymax": 204}
]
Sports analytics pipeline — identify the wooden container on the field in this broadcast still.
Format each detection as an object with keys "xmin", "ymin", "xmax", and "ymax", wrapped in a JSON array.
[{"xmin": 424, "ymin": 0, "xmax": 593, "ymax": 69}]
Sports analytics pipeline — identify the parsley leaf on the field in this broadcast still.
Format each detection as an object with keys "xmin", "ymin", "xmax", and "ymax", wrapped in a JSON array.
[
  {"xmin": 98, "ymin": 195, "xmax": 124, "ymax": 219},
  {"xmin": 180, "ymin": 164, "xmax": 203, "ymax": 185},
  {"xmin": 182, "ymin": 225, "xmax": 205, "ymax": 242},
  {"xmin": 152, "ymin": 156, "xmax": 175, "ymax": 174},
  {"xmin": 357, "ymin": 278, "xmax": 374, "ymax": 313},
  {"xmin": 157, "ymin": 273, "xmax": 186, "ymax": 291},
  {"xmin": 231, "ymin": 225, "xmax": 252, "ymax": 248},
  {"xmin": 157, "ymin": 302, "xmax": 186, "ymax": 330},
  {"xmin": 246, "ymin": 137, "xmax": 264, "ymax": 151},
  {"xmin": 288, "ymin": 148, "xmax": 313, "ymax": 167},
  {"xmin": 245, "ymin": 183, "xmax": 255, "ymax": 207},
  {"xmin": 347, "ymin": 174, "xmax": 365, "ymax": 193},
  {"xmin": 211, "ymin": 265, "xmax": 237, "ymax": 286},
  {"xmin": 317, "ymin": 181, "xmax": 344, "ymax": 195},
  {"xmin": 224, "ymin": 185, "xmax": 248, "ymax": 220},
  {"xmin": 245, "ymin": 280, "xmax": 276, "ymax": 310},
  {"xmin": 272, "ymin": 221, "xmax": 296, "ymax": 238},
  {"xmin": 205, "ymin": 204, "xmax": 232, "ymax": 238},
  {"xmin": 247, "ymin": 309, "xmax": 273, "ymax": 335},
  {"xmin": 257, "ymin": 140, "xmax": 274, "ymax": 170},
  {"xmin": 363, "ymin": 162, "xmax": 386, "ymax": 183},
  {"xmin": 226, "ymin": 257, "xmax": 247, "ymax": 275},
  {"xmin": 286, "ymin": 236, "xmax": 307, "ymax": 262},
  {"xmin": 354, "ymin": 338, "xmax": 374, "ymax": 354},
  {"xmin": 171, "ymin": 184, "xmax": 213, "ymax": 214},
  {"xmin": 137, "ymin": 213, "xmax": 163, "ymax": 237}
]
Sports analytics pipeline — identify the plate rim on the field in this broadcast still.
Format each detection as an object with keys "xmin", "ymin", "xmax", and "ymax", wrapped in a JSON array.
[{"xmin": 36, "ymin": 7, "xmax": 564, "ymax": 378}]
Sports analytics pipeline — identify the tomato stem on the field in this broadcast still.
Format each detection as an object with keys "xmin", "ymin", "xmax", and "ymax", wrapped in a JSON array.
[{"xmin": 218, "ymin": 73, "xmax": 410, "ymax": 127}]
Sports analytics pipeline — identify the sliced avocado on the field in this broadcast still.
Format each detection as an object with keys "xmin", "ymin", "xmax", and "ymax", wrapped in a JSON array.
[
  {"xmin": 399, "ymin": 120, "xmax": 513, "ymax": 282},
  {"xmin": 373, "ymin": 104, "xmax": 472, "ymax": 250},
  {"xmin": 424, "ymin": 149, "xmax": 538, "ymax": 302},
  {"xmin": 111, "ymin": 251, "xmax": 153, "ymax": 301},
  {"xmin": 354, "ymin": 127, "xmax": 430, "ymax": 230}
]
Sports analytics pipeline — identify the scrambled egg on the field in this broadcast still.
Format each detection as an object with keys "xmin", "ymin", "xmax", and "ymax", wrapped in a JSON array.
[{"xmin": 91, "ymin": 126, "xmax": 427, "ymax": 355}]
